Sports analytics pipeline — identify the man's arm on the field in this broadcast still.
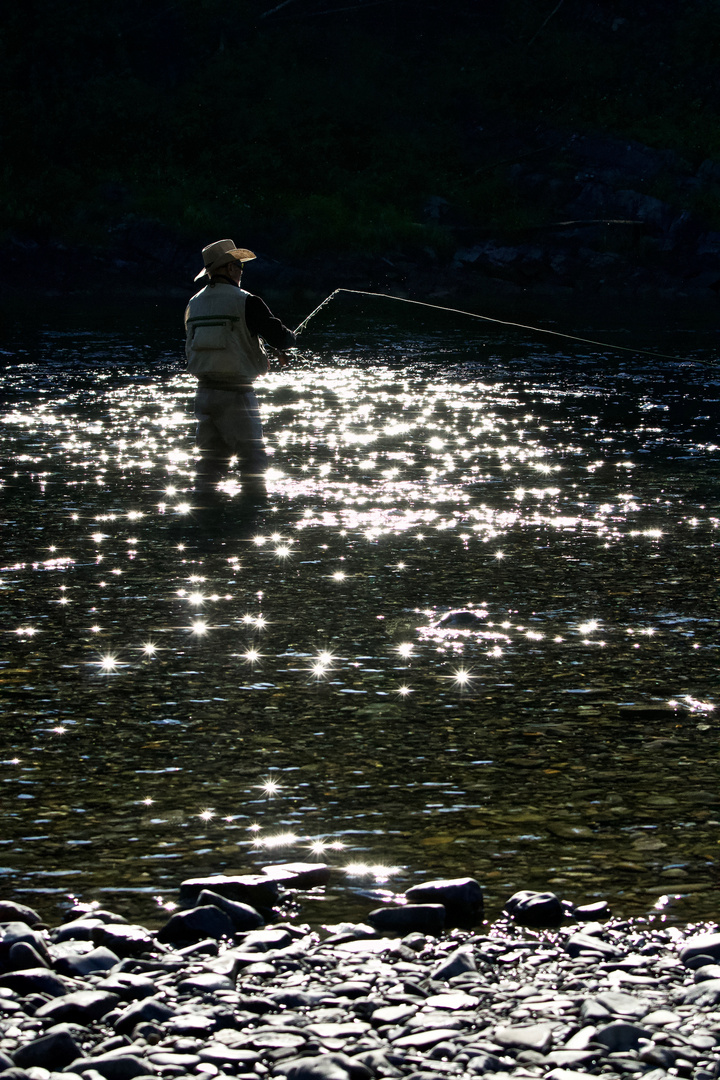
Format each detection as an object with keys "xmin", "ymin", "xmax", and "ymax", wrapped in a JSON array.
[{"xmin": 245, "ymin": 294, "xmax": 296, "ymax": 351}]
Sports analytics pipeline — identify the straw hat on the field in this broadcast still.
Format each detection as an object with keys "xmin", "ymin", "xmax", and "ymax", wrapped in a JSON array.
[{"xmin": 194, "ymin": 239, "xmax": 257, "ymax": 281}]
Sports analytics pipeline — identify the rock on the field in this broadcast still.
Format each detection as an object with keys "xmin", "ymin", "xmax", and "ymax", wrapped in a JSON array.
[
  {"xmin": 693, "ymin": 963, "xmax": 720, "ymax": 982},
  {"xmin": 0, "ymin": 1054, "xmax": 13, "ymax": 1072},
  {"xmin": 436, "ymin": 610, "xmax": 488, "ymax": 628},
  {"xmin": 62, "ymin": 906, "xmax": 127, "ymax": 925},
  {"xmin": 392, "ymin": 1028, "xmax": 464, "ymax": 1049},
  {"xmin": 495, "ymin": 1023, "xmax": 554, "ymax": 1053},
  {"xmin": 679, "ymin": 932, "xmax": 720, "ymax": 965},
  {"xmin": 94, "ymin": 973, "xmax": 157, "ymax": 1002},
  {"xmin": 352, "ymin": 1049, "xmax": 403, "ymax": 1077},
  {"xmin": 196, "ymin": 889, "xmax": 264, "ymax": 931},
  {"xmin": 260, "ymin": 862, "xmax": 333, "ymax": 888},
  {"xmin": 404, "ymin": 878, "xmax": 483, "ymax": 923},
  {"xmin": 7, "ymin": 942, "xmax": 50, "ymax": 971},
  {"xmin": 66, "ymin": 1054, "xmax": 153, "ymax": 1080},
  {"xmin": 34, "ymin": 989, "xmax": 120, "ymax": 1024},
  {"xmin": 430, "ymin": 945, "xmax": 476, "ymax": 980},
  {"xmin": 113, "ymin": 996, "xmax": 176, "ymax": 1035},
  {"xmin": 0, "ymin": 902, "xmax": 41, "ymax": 926},
  {"xmin": 466, "ymin": 1051, "xmax": 505, "ymax": 1073},
  {"xmin": 681, "ymin": 977, "xmax": 720, "ymax": 1004},
  {"xmin": 0, "ymin": 968, "xmax": 70, "ymax": 997},
  {"xmin": 367, "ymin": 905, "xmax": 445, "ymax": 935},
  {"xmin": 591, "ymin": 991, "xmax": 649, "ymax": 1019},
  {"xmin": 51, "ymin": 918, "xmax": 102, "ymax": 943},
  {"xmin": 54, "ymin": 946, "xmax": 120, "ymax": 976},
  {"xmin": 284, "ymin": 1055, "xmax": 361, "ymax": 1080},
  {"xmin": 565, "ymin": 932, "xmax": 620, "ymax": 958},
  {"xmin": 178, "ymin": 874, "xmax": 279, "ymax": 908},
  {"xmin": 156, "ymin": 905, "xmax": 234, "ymax": 945},
  {"xmin": 574, "ymin": 901, "xmax": 611, "ymax": 921},
  {"xmin": 177, "ymin": 972, "xmax": 235, "ymax": 993},
  {"xmin": 593, "ymin": 1021, "xmax": 652, "ymax": 1052},
  {"xmin": 505, "ymin": 890, "xmax": 564, "ymax": 927},
  {"xmin": 91, "ymin": 924, "xmax": 155, "ymax": 958},
  {"xmin": 0, "ymin": 924, "xmax": 51, "ymax": 965},
  {"xmin": 12, "ymin": 1028, "xmax": 81, "ymax": 1069}
]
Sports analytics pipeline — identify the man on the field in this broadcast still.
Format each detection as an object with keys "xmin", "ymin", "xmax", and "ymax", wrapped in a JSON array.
[{"xmin": 185, "ymin": 238, "xmax": 296, "ymax": 505}]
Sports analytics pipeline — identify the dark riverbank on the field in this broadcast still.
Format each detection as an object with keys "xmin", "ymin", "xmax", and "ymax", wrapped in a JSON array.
[{"xmin": 1, "ymin": 878, "xmax": 719, "ymax": 1080}]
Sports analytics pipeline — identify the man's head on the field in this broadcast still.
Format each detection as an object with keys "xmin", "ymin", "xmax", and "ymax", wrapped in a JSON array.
[{"xmin": 195, "ymin": 239, "xmax": 256, "ymax": 282}]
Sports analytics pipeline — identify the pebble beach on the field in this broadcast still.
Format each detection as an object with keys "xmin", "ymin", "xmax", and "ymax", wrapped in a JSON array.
[{"xmin": 1, "ymin": 869, "xmax": 719, "ymax": 1080}]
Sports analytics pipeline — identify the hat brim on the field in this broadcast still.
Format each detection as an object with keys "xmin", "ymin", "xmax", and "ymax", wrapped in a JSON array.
[{"xmin": 194, "ymin": 247, "xmax": 257, "ymax": 281}]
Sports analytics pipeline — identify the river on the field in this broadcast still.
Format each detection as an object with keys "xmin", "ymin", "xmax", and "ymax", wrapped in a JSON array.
[{"xmin": 1, "ymin": 297, "xmax": 718, "ymax": 930}]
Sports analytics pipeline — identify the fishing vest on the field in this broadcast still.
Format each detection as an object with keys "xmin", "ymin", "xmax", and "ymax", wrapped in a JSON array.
[{"xmin": 185, "ymin": 284, "xmax": 268, "ymax": 382}]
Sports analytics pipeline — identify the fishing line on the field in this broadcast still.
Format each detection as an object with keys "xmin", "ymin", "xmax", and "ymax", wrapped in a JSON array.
[{"xmin": 293, "ymin": 287, "xmax": 698, "ymax": 365}]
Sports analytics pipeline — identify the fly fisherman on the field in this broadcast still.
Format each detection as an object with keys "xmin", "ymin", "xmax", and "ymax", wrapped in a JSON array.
[{"xmin": 185, "ymin": 239, "xmax": 296, "ymax": 506}]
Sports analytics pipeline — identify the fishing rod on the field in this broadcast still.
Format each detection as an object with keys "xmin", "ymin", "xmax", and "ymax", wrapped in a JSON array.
[{"xmin": 292, "ymin": 287, "xmax": 703, "ymax": 366}]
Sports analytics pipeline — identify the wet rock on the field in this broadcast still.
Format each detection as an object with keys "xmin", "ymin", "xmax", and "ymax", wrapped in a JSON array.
[
  {"xmin": 0, "ymin": 902, "xmax": 41, "ymax": 927},
  {"xmin": 113, "ymin": 995, "xmax": 176, "ymax": 1035},
  {"xmin": 196, "ymin": 888, "xmax": 264, "ymax": 930},
  {"xmin": 284, "ymin": 1054, "xmax": 369, "ymax": 1080},
  {"xmin": 693, "ymin": 963, "xmax": 720, "ymax": 982},
  {"xmin": 12, "ymin": 1027, "xmax": 81, "ymax": 1069},
  {"xmin": 261, "ymin": 862, "xmax": 333, "ymax": 888},
  {"xmin": 591, "ymin": 991, "xmax": 649, "ymax": 1019},
  {"xmin": 178, "ymin": 873, "xmax": 279, "ymax": 908},
  {"xmin": 54, "ymin": 946, "xmax": 120, "ymax": 976},
  {"xmin": 436, "ymin": 609, "xmax": 488, "ymax": 629},
  {"xmin": 573, "ymin": 900, "xmax": 611, "ymax": 921},
  {"xmin": 0, "ymin": 1054, "xmax": 13, "ymax": 1073},
  {"xmin": 367, "ymin": 905, "xmax": 445, "ymax": 935},
  {"xmin": 505, "ymin": 890, "xmax": 564, "ymax": 927},
  {"xmin": 593, "ymin": 1021, "xmax": 652, "ymax": 1052},
  {"xmin": 404, "ymin": 878, "xmax": 483, "ymax": 923},
  {"xmin": 34, "ymin": 989, "xmax": 120, "ymax": 1024},
  {"xmin": 156, "ymin": 904, "xmax": 234, "ymax": 945},
  {"xmin": 62, "ymin": 906, "xmax": 128, "ymax": 925},
  {"xmin": 91, "ymin": 924, "xmax": 155, "ymax": 958}
]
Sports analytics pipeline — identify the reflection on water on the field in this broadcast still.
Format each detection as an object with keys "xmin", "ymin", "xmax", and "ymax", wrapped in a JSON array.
[{"xmin": 1, "ymin": 304, "xmax": 719, "ymax": 928}]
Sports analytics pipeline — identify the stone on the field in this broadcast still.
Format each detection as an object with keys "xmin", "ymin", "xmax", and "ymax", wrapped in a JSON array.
[
  {"xmin": 65, "ymin": 1054, "xmax": 152, "ymax": 1080},
  {"xmin": 0, "ymin": 1054, "xmax": 13, "ymax": 1072},
  {"xmin": 113, "ymin": 996, "xmax": 176, "ymax": 1035},
  {"xmin": 62, "ymin": 906, "xmax": 127, "ymax": 925},
  {"xmin": 260, "ymin": 863, "xmax": 333, "ymax": 888},
  {"xmin": 0, "ymin": 902, "xmax": 41, "ymax": 927},
  {"xmin": 404, "ymin": 878, "xmax": 483, "ymax": 923},
  {"xmin": 94, "ymin": 974, "xmax": 156, "ymax": 1001},
  {"xmin": 391, "ymin": 1028, "xmax": 464, "ymax": 1049},
  {"xmin": 574, "ymin": 901, "xmax": 611, "ymax": 921},
  {"xmin": 35, "ymin": 990, "xmax": 120, "ymax": 1025},
  {"xmin": 466, "ymin": 1052, "xmax": 505, "ymax": 1073},
  {"xmin": 178, "ymin": 874, "xmax": 279, "ymax": 908},
  {"xmin": 0, "ymin": 969, "xmax": 70, "ymax": 997},
  {"xmin": 592, "ymin": 991, "xmax": 649, "ymax": 1019},
  {"xmin": 505, "ymin": 891, "xmax": 563, "ymax": 927},
  {"xmin": 0, "ymin": 925, "xmax": 51, "ymax": 965},
  {"xmin": 565, "ymin": 932, "xmax": 620, "ymax": 958},
  {"xmin": 367, "ymin": 905, "xmax": 445, "ymax": 935},
  {"xmin": 156, "ymin": 905, "xmax": 234, "ymax": 945},
  {"xmin": 430, "ymin": 946, "xmax": 476, "ymax": 981},
  {"xmin": 12, "ymin": 1028, "xmax": 80, "ymax": 1069},
  {"xmin": 7, "ymin": 943, "xmax": 50, "ymax": 971},
  {"xmin": 693, "ymin": 963, "xmax": 720, "ymax": 982},
  {"xmin": 197, "ymin": 1044, "xmax": 260, "ymax": 1068},
  {"xmin": 681, "ymin": 977, "xmax": 720, "ymax": 1004},
  {"xmin": 51, "ymin": 919, "xmax": 102, "ymax": 943},
  {"xmin": 196, "ymin": 889, "xmax": 264, "ymax": 931},
  {"xmin": 285, "ymin": 1054, "xmax": 367, "ymax": 1080},
  {"xmin": 54, "ymin": 946, "xmax": 120, "ymax": 976},
  {"xmin": 495, "ymin": 1023, "xmax": 553, "ymax": 1054},
  {"xmin": 593, "ymin": 1021, "xmax": 652, "ymax": 1052},
  {"xmin": 352, "ymin": 1049, "xmax": 403, "ymax": 1077},
  {"xmin": 91, "ymin": 925, "xmax": 155, "ymax": 958},
  {"xmin": 177, "ymin": 972, "xmax": 235, "ymax": 993},
  {"xmin": 679, "ymin": 933, "xmax": 720, "ymax": 965}
]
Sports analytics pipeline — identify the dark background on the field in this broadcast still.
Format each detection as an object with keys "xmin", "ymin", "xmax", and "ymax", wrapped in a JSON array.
[{"xmin": 3, "ymin": 0, "xmax": 720, "ymax": 299}]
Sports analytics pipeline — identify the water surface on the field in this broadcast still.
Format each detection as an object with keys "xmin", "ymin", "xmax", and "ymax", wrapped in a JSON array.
[{"xmin": 1, "ymin": 300, "xmax": 718, "ymax": 928}]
